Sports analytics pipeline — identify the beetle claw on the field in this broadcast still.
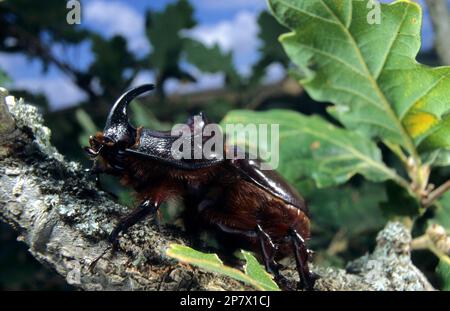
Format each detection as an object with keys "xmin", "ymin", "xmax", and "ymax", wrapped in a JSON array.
[
  {"xmin": 298, "ymin": 271, "xmax": 319, "ymax": 291},
  {"xmin": 275, "ymin": 274, "xmax": 296, "ymax": 291}
]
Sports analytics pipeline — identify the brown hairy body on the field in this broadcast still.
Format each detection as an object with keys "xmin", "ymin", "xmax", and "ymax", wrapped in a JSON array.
[{"xmin": 122, "ymin": 152, "xmax": 310, "ymax": 257}]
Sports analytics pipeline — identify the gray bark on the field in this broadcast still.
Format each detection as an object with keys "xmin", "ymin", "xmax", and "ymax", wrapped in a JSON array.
[
  {"xmin": 425, "ymin": 0, "xmax": 450, "ymax": 65},
  {"xmin": 0, "ymin": 88, "xmax": 434, "ymax": 291}
]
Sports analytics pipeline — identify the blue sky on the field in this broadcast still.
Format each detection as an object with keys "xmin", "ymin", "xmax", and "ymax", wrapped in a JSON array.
[{"xmin": 0, "ymin": 0, "xmax": 439, "ymax": 110}]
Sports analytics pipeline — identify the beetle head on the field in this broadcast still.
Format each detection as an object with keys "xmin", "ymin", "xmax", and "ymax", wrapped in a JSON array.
[{"xmin": 84, "ymin": 84, "xmax": 154, "ymax": 159}]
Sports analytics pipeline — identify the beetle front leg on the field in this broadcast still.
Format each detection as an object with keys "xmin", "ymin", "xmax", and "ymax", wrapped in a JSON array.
[
  {"xmin": 289, "ymin": 228, "xmax": 317, "ymax": 291},
  {"xmin": 109, "ymin": 199, "xmax": 160, "ymax": 252},
  {"xmin": 85, "ymin": 164, "xmax": 119, "ymax": 199},
  {"xmin": 89, "ymin": 199, "xmax": 160, "ymax": 271}
]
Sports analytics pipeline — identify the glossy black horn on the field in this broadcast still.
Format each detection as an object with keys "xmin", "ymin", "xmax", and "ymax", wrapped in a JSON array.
[
  {"xmin": 105, "ymin": 84, "xmax": 154, "ymax": 129},
  {"xmin": 104, "ymin": 84, "xmax": 154, "ymax": 144}
]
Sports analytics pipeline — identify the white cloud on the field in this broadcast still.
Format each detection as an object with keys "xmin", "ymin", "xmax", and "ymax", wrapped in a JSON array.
[
  {"xmin": 84, "ymin": 0, "xmax": 150, "ymax": 54},
  {"xmin": 0, "ymin": 53, "xmax": 86, "ymax": 109},
  {"xmin": 131, "ymin": 67, "xmax": 224, "ymax": 95},
  {"xmin": 184, "ymin": 10, "xmax": 259, "ymax": 75},
  {"xmin": 0, "ymin": 53, "xmax": 40, "ymax": 74},
  {"xmin": 165, "ymin": 70, "xmax": 225, "ymax": 95},
  {"xmin": 131, "ymin": 70, "xmax": 156, "ymax": 88},
  {"xmin": 13, "ymin": 76, "xmax": 87, "ymax": 109},
  {"xmin": 263, "ymin": 62, "xmax": 286, "ymax": 84}
]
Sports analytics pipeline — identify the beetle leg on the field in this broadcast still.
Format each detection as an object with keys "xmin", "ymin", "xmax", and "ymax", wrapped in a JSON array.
[
  {"xmin": 109, "ymin": 199, "xmax": 160, "ymax": 252},
  {"xmin": 289, "ymin": 228, "xmax": 317, "ymax": 290},
  {"xmin": 256, "ymin": 225, "xmax": 295, "ymax": 291},
  {"xmin": 85, "ymin": 165, "xmax": 118, "ymax": 199},
  {"xmin": 89, "ymin": 199, "xmax": 160, "ymax": 271},
  {"xmin": 200, "ymin": 207, "xmax": 295, "ymax": 290},
  {"xmin": 255, "ymin": 225, "xmax": 277, "ymax": 270}
]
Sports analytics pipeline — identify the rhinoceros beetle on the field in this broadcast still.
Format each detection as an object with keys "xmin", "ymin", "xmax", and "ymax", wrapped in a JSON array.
[{"xmin": 85, "ymin": 84, "xmax": 317, "ymax": 290}]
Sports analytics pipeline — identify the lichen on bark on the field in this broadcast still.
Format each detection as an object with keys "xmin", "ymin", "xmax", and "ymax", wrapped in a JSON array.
[{"xmin": 0, "ymin": 90, "xmax": 435, "ymax": 291}]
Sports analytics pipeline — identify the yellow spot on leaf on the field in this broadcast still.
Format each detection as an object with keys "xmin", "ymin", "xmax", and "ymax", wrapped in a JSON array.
[
  {"xmin": 310, "ymin": 141, "xmax": 320, "ymax": 150},
  {"xmin": 403, "ymin": 111, "xmax": 438, "ymax": 138}
]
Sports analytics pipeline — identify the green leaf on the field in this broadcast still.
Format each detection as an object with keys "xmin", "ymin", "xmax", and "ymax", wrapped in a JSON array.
[
  {"xmin": 434, "ymin": 192, "xmax": 450, "ymax": 230},
  {"xmin": 75, "ymin": 108, "xmax": 98, "ymax": 147},
  {"xmin": 426, "ymin": 150, "xmax": 450, "ymax": 168},
  {"xmin": 433, "ymin": 151, "xmax": 450, "ymax": 167},
  {"xmin": 310, "ymin": 183, "xmax": 386, "ymax": 236},
  {"xmin": 437, "ymin": 257, "xmax": 450, "ymax": 291},
  {"xmin": 308, "ymin": 183, "xmax": 387, "ymax": 268},
  {"xmin": 183, "ymin": 38, "xmax": 241, "ymax": 87},
  {"xmin": 0, "ymin": 68, "xmax": 10, "ymax": 85},
  {"xmin": 146, "ymin": 0, "xmax": 195, "ymax": 72},
  {"xmin": 166, "ymin": 244, "xmax": 280, "ymax": 291},
  {"xmin": 89, "ymin": 34, "xmax": 137, "ymax": 93},
  {"xmin": 75, "ymin": 109, "xmax": 97, "ymax": 134},
  {"xmin": 250, "ymin": 11, "xmax": 290, "ymax": 83},
  {"xmin": 257, "ymin": 11, "xmax": 290, "ymax": 66},
  {"xmin": 269, "ymin": 0, "xmax": 450, "ymax": 156},
  {"xmin": 241, "ymin": 251, "xmax": 280, "ymax": 290},
  {"xmin": 429, "ymin": 192, "xmax": 450, "ymax": 290},
  {"xmin": 222, "ymin": 109, "xmax": 403, "ymax": 188}
]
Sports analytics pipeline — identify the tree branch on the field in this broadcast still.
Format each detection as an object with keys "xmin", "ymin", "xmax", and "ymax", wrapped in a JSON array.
[
  {"xmin": 0, "ymin": 89, "xmax": 435, "ymax": 291},
  {"xmin": 423, "ymin": 180, "xmax": 450, "ymax": 207}
]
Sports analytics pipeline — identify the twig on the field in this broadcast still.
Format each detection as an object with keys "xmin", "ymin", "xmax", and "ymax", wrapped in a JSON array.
[
  {"xmin": 411, "ymin": 225, "xmax": 450, "ymax": 266},
  {"xmin": 422, "ymin": 180, "xmax": 450, "ymax": 207}
]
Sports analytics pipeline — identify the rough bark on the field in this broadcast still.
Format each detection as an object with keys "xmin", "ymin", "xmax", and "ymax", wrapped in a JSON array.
[
  {"xmin": 425, "ymin": 0, "xmax": 450, "ymax": 65},
  {"xmin": 0, "ymin": 88, "xmax": 435, "ymax": 291}
]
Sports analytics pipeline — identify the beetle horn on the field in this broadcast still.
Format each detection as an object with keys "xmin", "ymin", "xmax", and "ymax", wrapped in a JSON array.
[
  {"xmin": 104, "ymin": 84, "xmax": 154, "ymax": 144},
  {"xmin": 105, "ymin": 84, "xmax": 154, "ymax": 130}
]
